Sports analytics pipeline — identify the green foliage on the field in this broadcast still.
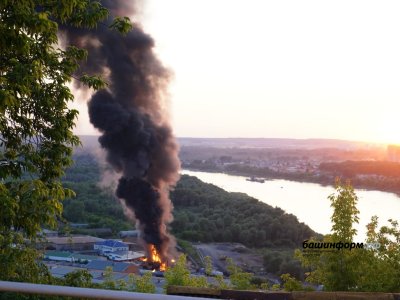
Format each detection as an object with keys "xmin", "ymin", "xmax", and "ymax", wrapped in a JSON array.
[
  {"xmin": 189, "ymin": 276, "xmax": 209, "ymax": 288},
  {"xmin": 62, "ymin": 180, "xmax": 130, "ymax": 233},
  {"xmin": 320, "ymin": 160, "xmax": 400, "ymax": 178},
  {"xmin": 329, "ymin": 178, "xmax": 359, "ymax": 241},
  {"xmin": 214, "ymin": 274, "xmax": 228, "ymax": 289},
  {"xmin": 354, "ymin": 216, "xmax": 400, "ymax": 292},
  {"xmin": 109, "ymin": 16, "xmax": 133, "ymax": 34},
  {"xmin": 296, "ymin": 179, "xmax": 360, "ymax": 291},
  {"xmin": 164, "ymin": 255, "xmax": 209, "ymax": 290},
  {"xmin": 135, "ymin": 273, "xmax": 155, "ymax": 293},
  {"xmin": 320, "ymin": 160, "xmax": 400, "ymax": 194},
  {"xmin": 60, "ymin": 153, "xmax": 318, "ymax": 245},
  {"xmin": 0, "ymin": 0, "xmax": 115, "ymax": 284},
  {"xmin": 50, "ymin": 0, "xmax": 109, "ymax": 28},
  {"xmin": 133, "ymin": 272, "xmax": 156, "ymax": 293},
  {"xmin": 61, "ymin": 154, "xmax": 131, "ymax": 234},
  {"xmin": 79, "ymin": 74, "xmax": 108, "ymax": 89},
  {"xmin": 116, "ymin": 278, "xmax": 127, "ymax": 291},
  {"xmin": 60, "ymin": 154, "xmax": 318, "ymax": 251},
  {"xmin": 0, "ymin": 245, "xmax": 52, "ymax": 283},
  {"xmin": 61, "ymin": 159, "xmax": 316, "ymax": 246},
  {"xmin": 226, "ymin": 258, "xmax": 254, "ymax": 290},
  {"xmin": 204, "ymin": 256, "xmax": 213, "ymax": 276},
  {"xmin": 263, "ymin": 248, "xmax": 303, "ymax": 279},
  {"xmin": 295, "ymin": 179, "xmax": 400, "ymax": 292},
  {"xmin": 102, "ymin": 266, "xmax": 116, "ymax": 290},
  {"xmin": 176, "ymin": 239, "xmax": 202, "ymax": 266},
  {"xmin": 164, "ymin": 254, "xmax": 191, "ymax": 288},
  {"xmin": 270, "ymin": 283, "xmax": 281, "ymax": 291},
  {"xmin": 127, "ymin": 273, "xmax": 136, "ymax": 291},
  {"xmin": 263, "ymin": 250, "xmax": 284, "ymax": 274},
  {"xmin": 280, "ymin": 273, "xmax": 303, "ymax": 292},
  {"xmin": 64, "ymin": 269, "xmax": 93, "ymax": 288},
  {"xmin": 97, "ymin": 267, "xmax": 156, "ymax": 293},
  {"xmin": 171, "ymin": 175, "xmax": 317, "ymax": 248}
]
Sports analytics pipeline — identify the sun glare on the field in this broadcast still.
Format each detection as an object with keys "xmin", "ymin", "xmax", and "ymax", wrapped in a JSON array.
[{"xmin": 377, "ymin": 119, "xmax": 400, "ymax": 145}]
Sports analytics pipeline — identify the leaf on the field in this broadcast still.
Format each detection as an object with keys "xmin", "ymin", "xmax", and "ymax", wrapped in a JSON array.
[
  {"xmin": 80, "ymin": 74, "xmax": 108, "ymax": 89},
  {"xmin": 109, "ymin": 16, "xmax": 133, "ymax": 35}
]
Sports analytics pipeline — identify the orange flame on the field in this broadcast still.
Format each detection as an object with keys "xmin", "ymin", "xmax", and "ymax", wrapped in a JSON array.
[{"xmin": 148, "ymin": 244, "xmax": 167, "ymax": 271}]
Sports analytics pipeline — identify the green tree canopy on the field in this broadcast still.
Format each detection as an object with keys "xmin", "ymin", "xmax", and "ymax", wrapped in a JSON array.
[
  {"xmin": 356, "ymin": 216, "xmax": 400, "ymax": 292},
  {"xmin": 296, "ymin": 179, "xmax": 400, "ymax": 292},
  {"xmin": 0, "ymin": 0, "xmax": 130, "ymax": 283},
  {"xmin": 296, "ymin": 179, "xmax": 360, "ymax": 291},
  {"xmin": 329, "ymin": 178, "xmax": 359, "ymax": 242}
]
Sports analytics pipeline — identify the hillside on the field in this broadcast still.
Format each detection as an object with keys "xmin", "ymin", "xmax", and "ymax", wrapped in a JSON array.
[
  {"xmin": 62, "ymin": 153, "xmax": 317, "ymax": 248},
  {"xmin": 171, "ymin": 175, "xmax": 317, "ymax": 248}
]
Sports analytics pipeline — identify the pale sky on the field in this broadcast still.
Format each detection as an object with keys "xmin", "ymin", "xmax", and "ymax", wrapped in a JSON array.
[{"xmin": 72, "ymin": 0, "xmax": 400, "ymax": 144}]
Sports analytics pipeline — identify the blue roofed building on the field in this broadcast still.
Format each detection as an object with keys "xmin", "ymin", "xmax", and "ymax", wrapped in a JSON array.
[{"xmin": 94, "ymin": 240, "xmax": 129, "ymax": 254}]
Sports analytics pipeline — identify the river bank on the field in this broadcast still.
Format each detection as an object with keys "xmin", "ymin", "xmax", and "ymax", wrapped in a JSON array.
[
  {"xmin": 181, "ymin": 169, "xmax": 400, "ymax": 242},
  {"xmin": 182, "ymin": 164, "xmax": 400, "ymax": 196}
]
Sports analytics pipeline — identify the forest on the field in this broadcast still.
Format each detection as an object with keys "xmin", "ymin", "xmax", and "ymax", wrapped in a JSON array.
[
  {"xmin": 170, "ymin": 175, "xmax": 316, "ymax": 248},
  {"xmin": 62, "ymin": 153, "xmax": 317, "ymax": 249}
]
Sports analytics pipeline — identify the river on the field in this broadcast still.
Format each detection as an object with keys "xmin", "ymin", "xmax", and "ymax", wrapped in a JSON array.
[{"xmin": 181, "ymin": 170, "xmax": 400, "ymax": 242}]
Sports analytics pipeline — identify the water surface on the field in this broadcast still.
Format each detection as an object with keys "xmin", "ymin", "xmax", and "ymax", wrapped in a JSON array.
[{"xmin": 181, "ymin": 170, "xmax": 400, "ymax": 241}]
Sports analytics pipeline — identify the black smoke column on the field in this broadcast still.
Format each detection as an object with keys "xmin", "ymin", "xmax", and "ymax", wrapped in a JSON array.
[{"xmin": 63, "ymin": 1, "xmax": 180, "ymax": 260}]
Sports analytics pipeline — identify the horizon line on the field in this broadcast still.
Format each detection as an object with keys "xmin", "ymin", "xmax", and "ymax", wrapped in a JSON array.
[{"xmin": 77, "ymin": 135, "xmax": 396, "ymax": 146}]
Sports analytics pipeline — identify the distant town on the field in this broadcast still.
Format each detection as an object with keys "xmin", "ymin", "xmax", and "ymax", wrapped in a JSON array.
[{"xmin": 175, "ymin": 138, "xmax": 400, "ymax": 195}]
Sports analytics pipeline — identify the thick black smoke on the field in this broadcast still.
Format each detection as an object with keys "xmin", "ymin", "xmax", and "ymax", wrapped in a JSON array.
[{"xmin": 63, "ymin": 1, "xmax": 180, "ymax": 259}]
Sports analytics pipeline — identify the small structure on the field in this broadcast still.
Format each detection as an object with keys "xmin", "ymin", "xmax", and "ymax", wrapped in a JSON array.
[
  {"xmin": 94, "ymin": 240, "xmax": 129, "ymax": 254},
  {"xmin": 105, "ymin": 251, "xmax": 145, "ymax": 262},
  {"xmin": 44, "ymin": 251, "xmax": 102, "ymax": 263},
  {"xmin": 44, "ymin": 251, "xmax": 75, "ymax": 262},
  {"xmin": 45, "ymin": 235, "xmax": 104, "ymax": 251},
  {"xmin": 119, "ymin": 230, "xmax": 140, "ymax": 238},
  {"xmin": 48, "ymin": 266, "xmax": 79, "ymax": 279}
]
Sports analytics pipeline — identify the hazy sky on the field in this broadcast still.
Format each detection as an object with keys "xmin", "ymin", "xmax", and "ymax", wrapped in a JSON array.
[{"xmin": 73, "ymin": 0, "xmax": 400, "ymax": 144}]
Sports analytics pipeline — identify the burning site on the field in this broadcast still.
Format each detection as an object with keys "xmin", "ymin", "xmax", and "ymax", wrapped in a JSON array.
[
  {"xmin": 5, "ymin": 0, "xmax": 400, "ymax": 296},
  {"xmin": 63, "ymin": 0, "xmax": 180, "ymax": 270}
]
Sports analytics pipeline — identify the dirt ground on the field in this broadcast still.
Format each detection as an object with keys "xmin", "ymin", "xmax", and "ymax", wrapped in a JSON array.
[{"xmin": 194, "ymin": 243, "xmax": 264, "ymax": 275}]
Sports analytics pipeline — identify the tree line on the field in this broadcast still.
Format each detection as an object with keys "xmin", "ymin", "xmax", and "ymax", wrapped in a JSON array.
[
  {"xmin": 61, "ymin": 153, "xmax": 317, "ymax": 250},
  {"xmin": 320, "ymin": 160, "xmax": 400, "ymax": 178},
  {"xmin": 170, "ymin": 174, "xmax": 317, "ymax": 248}
]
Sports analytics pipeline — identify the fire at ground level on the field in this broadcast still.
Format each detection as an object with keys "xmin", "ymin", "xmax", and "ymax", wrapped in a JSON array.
[{"xmin": 40, "ymin": 234, "xmax": 275, "ymax": 293}]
